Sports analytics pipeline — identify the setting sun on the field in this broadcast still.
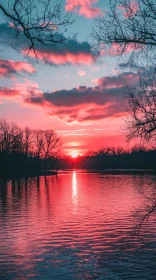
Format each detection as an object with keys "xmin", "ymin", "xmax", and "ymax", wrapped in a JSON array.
[{"xmin": 71, "ymin": 152, "xmax": 79, "ymax": 158}]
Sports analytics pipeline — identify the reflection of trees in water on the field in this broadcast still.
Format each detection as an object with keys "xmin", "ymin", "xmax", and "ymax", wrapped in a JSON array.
[
  {"xmin": 0, "ymin": 175, "xmax": 60, "ymax": 223},
  {"xmin": 0, "ymin": 177, "xmax": 39, "ymax": 210},
  {"xmin": 134, "ymin": 176, "xmax": 156, "ymax": 231}
]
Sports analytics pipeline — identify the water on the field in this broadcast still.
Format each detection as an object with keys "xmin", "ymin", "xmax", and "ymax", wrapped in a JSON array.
[{"xmin": 0, "ymin": 171, "xmax": 156, "ymax": 280}]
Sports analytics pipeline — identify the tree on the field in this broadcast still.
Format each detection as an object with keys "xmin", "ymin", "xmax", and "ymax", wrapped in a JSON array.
[
  {"xmin": 92, "ymin": 0, "xmax": 156, "ymax": 143},
  {"xmin": 23, "ymin": 127, "xmax": 33, "ymax": 155},
  {"xmin": 0, "ymin": 0, "xmax": 75, "ymax": 55},
  {"xmin": 0, "ymin": 120, "xmax": 61, "ymax": 175},
  {"xmin": 124, "ymin": 69, "xmax": 156, "ymax": 144},
  {"xmin": 0, "ymin": 119, "xmax": 22, "ymax": 153},
  {"xmin": 33, "ymin": 129, "xmax": 44, "ymax": 170},
  {"xmin": 33, "ymin": 129, "xmax": 60, "ymax": 171},
  {"xmin": 92, "ymin": 0, "xmax": 156, "ymax": 65},
  {"xmin": 42, "ymin": 129, "xmax": 60, "ymax": 171}
]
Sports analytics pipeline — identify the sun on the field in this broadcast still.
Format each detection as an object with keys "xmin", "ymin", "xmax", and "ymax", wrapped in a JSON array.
[{"xmin": 71, "ymin": 151, "xmax": 79, "ymax": 158}]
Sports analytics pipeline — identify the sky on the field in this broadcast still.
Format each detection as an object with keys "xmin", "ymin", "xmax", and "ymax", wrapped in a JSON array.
[{"xmin": 0, "ymin": 0, "xmax": 138, "ymax": 156}]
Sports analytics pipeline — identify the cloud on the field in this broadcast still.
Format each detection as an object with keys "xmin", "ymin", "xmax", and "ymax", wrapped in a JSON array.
[
  {"xmin": 23, "ymin": 48, "xmax": 96, "ymax": 65},
  {"xmin": 99, "ymin": 41, "xmax": 143, "ymax": 58},
  {"xmin": 0, "ymin": 24, "xmax": 97, "ymax": 65},
  {"xmin": 65, "ymin": 0, "xmax": 103, "ymax": 18},
  {"xmin": 24, "ymin": 72, "xmax": 137, "ymax": 122},
  {"xmin": 0, "ymin": 59, "xmax": 36, "ymax": 77},
  {"xmin": 0, "ymin": 80, "xmax": 40, "ymax": 99},
  {"xmin": 92, "ymin": 72, "xmax": 138, "ymax": 88},
  {"xmin": 0, "ymin": 70, "xmax": 139, "ymax": 123},
  {"xmin": 0, "ymin": 24, "xmax": 29, "ymax": 49},
  {"xmin": 108, "ymin": 42, "xmax": 143, "ymax": 56},
  {"xmin": 78, "ymin": 70, "xmax": 86, "ymax": 76},
  {"xmin": 118, "ymin": 1, "xmax": 139, "ymax": 19},
  {"xmin": 0, "ymin": 87, "xmax": 21, "ymax": 98},
  {"xmin": 21, "ymin": 38, "xmax": 97, "ymax": 65}
]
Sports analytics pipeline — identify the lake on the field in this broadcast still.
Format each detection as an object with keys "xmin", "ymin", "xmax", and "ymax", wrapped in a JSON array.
[{"xmin": 0, "ymin": 171, "xmax": 156, "ymax": 279}]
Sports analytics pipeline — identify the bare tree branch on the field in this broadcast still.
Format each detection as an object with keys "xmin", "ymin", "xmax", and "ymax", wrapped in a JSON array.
[
  {"xmin": 0, "ymin": 0, "xmax": 76, "ymax": 56},
  {"xmin": 123, "ymin": 69, "xmax": 156, "ymax": 144},
  {"xmin": 92, "ymin": 0, "xmax": 156, "ymax": 65}
]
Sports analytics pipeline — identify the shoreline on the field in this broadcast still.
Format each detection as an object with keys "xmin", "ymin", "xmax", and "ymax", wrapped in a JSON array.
[{"xmin": 1, "ymin": 168, "xmax": 156, "ymax": 180}]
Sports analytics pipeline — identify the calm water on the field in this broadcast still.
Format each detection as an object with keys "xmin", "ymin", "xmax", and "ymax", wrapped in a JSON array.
[{"xmin": 0, "ymin": 171, "xmax": 156, "ymax": 280}]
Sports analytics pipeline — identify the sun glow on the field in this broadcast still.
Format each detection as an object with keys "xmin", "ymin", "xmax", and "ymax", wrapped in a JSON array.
[{"xmin": 71, "ymin": 151, "xmax": 79, "ymax": 158}]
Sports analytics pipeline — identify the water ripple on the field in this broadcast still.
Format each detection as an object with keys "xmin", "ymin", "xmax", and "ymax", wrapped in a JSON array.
[{"xmin": 0, "ymin": 172, "xmax": 156, "ymax": 279}]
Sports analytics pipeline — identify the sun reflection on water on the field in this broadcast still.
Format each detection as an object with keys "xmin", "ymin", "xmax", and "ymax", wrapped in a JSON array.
[{"xmin": 72, "ymin": 171, "xmax": 78, "ymax": 210}]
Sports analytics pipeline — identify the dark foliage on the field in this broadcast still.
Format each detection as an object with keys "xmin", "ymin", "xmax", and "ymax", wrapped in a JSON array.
[
  {"xmin": 0, "ymin": 119, "xmax": 60, "ymax": 177},
  {"xmin": 59, "ymin": 146, "xmax": 156, "ymax": 170}
]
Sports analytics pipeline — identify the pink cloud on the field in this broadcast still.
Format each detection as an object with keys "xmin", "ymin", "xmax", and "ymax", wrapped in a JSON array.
[
  {"xmin": 0, "ymin": 71, "xmax": 139, "ymax": 123},
  {"xmin": 109, "ymin": 42, "xmax": 143, "ymax": 56},
  {"xmin": 92, "ymin": 72, "xmax": 138, "ymax": 88},
  {"xmin": 0, "ymin": 59, "xmax": 36, "ymax": 77},
  {"xmin": 13, "ymin": 81, "xmax": 41, "ymax": 96},
  {"xmin": 47, "ymin": 103, "xmax": 126, "ymax": 123},
  {"xmin": 22, "ymin": 50, "xmax": 96, "ymax": 65},
  {"xmin": 24, "ymin": 72, "xmax": 138, "ymax": 122},
  {"xmin": 78, "ymin": 70, "xmax": 86, "ymax": 76},
  {"xmin": 65, "ymin": 0, "xmax": 103, "ymax": 18},
  {"xmin": 118, "ymin": 1, "xmax": 139, "ymax": 19},
  {"xmin": 9, "ymin": 21, "xmax": 58, "ymax": 31},
  {"xmin": 0, "ymin": 87, "xmax": 21, "ymax": 97},
  {"xmin": 0, "ymin": 80, "xmax": 40, "ymax": 100}
]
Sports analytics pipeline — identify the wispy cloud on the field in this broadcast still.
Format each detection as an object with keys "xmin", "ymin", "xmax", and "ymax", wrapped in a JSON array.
[
  {"xmin": 65, "ymin": 0, "xmax": 103, "ymax": 19},
  {"xmin": 0, "ymin": 59, "xmax": 36, "ymax": 77}
]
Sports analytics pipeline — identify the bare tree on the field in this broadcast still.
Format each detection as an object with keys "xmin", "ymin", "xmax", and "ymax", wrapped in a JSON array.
[
  {"xmin": 42, "ymin": 129, "xmax": 60, "ymax": 171},
  {"xmin": 0, "ymin": 120, "xmax": 61, "ymax": 174},
  {"xmin": 92, "ymin": 0, "xmax": 156, "ymax": 143},
  {"xmin": 33, "ymin": 129, "xmax": 44, "ymax": 170},
  {"xmin": 92, "ymin": 0, "xmax": 156, "ymax": 65},
  {"xmin": 0, "ymin": 0, "xmax": 75, "ymax": 55},
  {"xmin": 0, "ymin": 119, "xmax": 23, "ymax": 153},
  {"xmin": 23, "ymin": 127, "xmax": 33, "ymax": 155},
  {"xmin": 0, "ymin": 119, "xmax": 11, "ymax": 153},
  {"xmin": 124, "ymin": 70, "xmax": 156, "ymax": 144}
]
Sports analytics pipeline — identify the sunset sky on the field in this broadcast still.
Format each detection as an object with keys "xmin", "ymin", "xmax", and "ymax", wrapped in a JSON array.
[{"xmin": 0, "ymin": 0, "xmax": 138, "ymax": 156}]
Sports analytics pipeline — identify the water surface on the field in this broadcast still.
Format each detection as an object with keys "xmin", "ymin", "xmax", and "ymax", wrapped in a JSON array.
[{"xmin": 0, "ymin": 171, "xmax": 156, "ymax": 279}]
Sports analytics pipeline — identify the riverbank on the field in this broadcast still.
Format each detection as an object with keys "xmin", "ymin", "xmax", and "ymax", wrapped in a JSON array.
[
  {"xmin": 61, "ymin": 168, "xmax": 156, "ymax": 174},
  {"xmin": 1, "ymin": 168, "xmax": 156, "ymax": 180},
  {"xmin": 0, "ymin": 170, "xmax": 58, "ymax": 179}
]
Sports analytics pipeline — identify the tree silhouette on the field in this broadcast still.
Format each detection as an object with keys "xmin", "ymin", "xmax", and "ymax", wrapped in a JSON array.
[
  {"xmin": 92, "ymin": 0, "xmax": 156, "ymax": 65},
  {"xmin": 92, "ymin": 0, "xmax": 156, "ymax": 143},
  {"xmin": 124, "ymin": 70, "xmax": 156, "ymax": 144},
  {"xmin": 42, "ymin": 130, "xmax": 60, "ymax": 171},
  {"xmin": 0, "ymin": 120, "xmax": 60, "ymax": 176}
]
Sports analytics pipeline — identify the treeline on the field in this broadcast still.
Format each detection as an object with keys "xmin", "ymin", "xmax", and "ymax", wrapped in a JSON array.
[
  {"xmin": 59, "ymin": 146, "xmax": 156, "ymax": 170},
  {"xmin": 1, "ymin": 119, "xmax": 156, "ymax": 177},
  {"xmin": 0, "ymin": 120, "xmax": 60, "ymax": 177}
]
